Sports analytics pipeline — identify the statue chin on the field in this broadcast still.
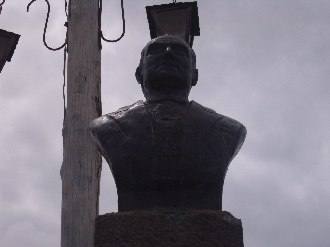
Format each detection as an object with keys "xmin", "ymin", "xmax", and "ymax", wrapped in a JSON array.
[
  {"xmin": 143, "ymin": 77, "xmax": 190, "ymax": 102},
  {"xmin": 147, "ymin": 76, "xmax": 187, "ymax": 91}
]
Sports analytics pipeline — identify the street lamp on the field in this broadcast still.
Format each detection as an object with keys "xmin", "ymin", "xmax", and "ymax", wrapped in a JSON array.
[
  {"xmin": 146, "ymin": 1, "xmax": 200, "ymax": 47},
  {"xmin": 0, "ymin": 29, "xmax": 20, "ymax": 73}
]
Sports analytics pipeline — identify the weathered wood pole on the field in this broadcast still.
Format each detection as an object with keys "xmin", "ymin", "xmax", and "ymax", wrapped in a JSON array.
[{"xmin": 61, "ymin": 0, "xmax": 102, "ymax": 246}]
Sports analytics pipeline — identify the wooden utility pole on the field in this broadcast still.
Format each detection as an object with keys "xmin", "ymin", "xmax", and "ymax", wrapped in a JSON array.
[{"xmin": 61, "ymin": 0, "xmax": 102, "ymax": 246}]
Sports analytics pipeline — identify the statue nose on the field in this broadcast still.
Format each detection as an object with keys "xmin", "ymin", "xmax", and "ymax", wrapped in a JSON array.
[{"xmin": 163, "ymin": 46, "xmax": 174, "ymax": 58}]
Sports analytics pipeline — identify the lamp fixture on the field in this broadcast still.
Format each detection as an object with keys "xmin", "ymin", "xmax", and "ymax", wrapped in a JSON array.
[
  {"xmin": 0, "ymin": 29, "xmax": 20, "ymax": 73},
  {"xmin": 146, "ymin": 1, "xmax": 200, "ymax": 47}
]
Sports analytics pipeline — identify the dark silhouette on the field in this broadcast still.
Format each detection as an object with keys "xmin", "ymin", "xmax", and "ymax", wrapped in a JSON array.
[{"xmin": 90, "ymin": 35, "xmax": 246, "ymax": 212}]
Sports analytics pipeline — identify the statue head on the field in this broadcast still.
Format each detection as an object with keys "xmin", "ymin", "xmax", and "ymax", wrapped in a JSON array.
[{"xmin": 136, "ymin": 35, "xmax": 198, "ymax": 102}]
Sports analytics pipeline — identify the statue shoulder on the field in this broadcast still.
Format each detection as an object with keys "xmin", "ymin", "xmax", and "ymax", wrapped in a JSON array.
[
  {"xmin": 106, "ymin": 100, "xmax": 145, "ymax": 120},
  {"xmin": 191, "ymin": 101, "xmax": 245, "ymax": 134},
  {"xmin": 214, "ymin": 114, "xmax": 247, "ymax": 162},
  {"xmin": 190, "ymin": 100, "xmax": 218, "ymax": 116},
  {"xmin": 90, "ymin": 100, "xmax": 144, "ymax": 129},
  {"xmin": 89, "ymin": 100, "xmax": 146, "ymax": 160},
  {"xmin": 90, "ymin": 100, "xmax": 145, "ymax": 135},
  {"xmin": 215, "ymin": 113, "xmax": 246, "ymax": 137},
  {"xmin": 191, "ymin": 101, "xmax": 247, "ymax": 160}
]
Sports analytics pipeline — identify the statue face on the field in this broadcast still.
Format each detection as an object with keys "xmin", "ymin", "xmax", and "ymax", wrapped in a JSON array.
[{"xmin": 138, "ymin": 36, "xmax": 197, "ymax": 102}]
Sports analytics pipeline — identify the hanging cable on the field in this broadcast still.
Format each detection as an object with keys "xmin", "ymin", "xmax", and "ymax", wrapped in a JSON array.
[
  {"xmin": 27, "ymin": 0, "xmax": 68, "ymax": 122},
  {"xmin": 0, "ymin": 0, "xmax": 5, "ymax": 15},
  {"xmin": 27, "ymin": 0, "xmax": 67, "ymax": 51},
  {"xmin": 99, "ymin": 0, "xmax": 126, "ymax": 43},
  {"xmin": 64, "ymin": 0, "xmax": 68, "ymax": 17},
  {"xmin": 62, "ymin": 44, "xmax": 67, "ymax": 123},
  {"xmin": 63, "ymin": 1, "xmax": 68, "ymax": 122}
]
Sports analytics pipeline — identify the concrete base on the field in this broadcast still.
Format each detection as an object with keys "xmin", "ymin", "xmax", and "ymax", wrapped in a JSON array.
[{"xmin": 95, "ymin": 210, "xmax": 244, "ymax": 247}]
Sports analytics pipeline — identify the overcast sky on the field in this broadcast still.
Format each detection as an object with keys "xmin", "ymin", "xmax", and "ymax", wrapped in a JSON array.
[{"xmin": 1, "ymin": 0, "xmax": 329, "ymax": 246}]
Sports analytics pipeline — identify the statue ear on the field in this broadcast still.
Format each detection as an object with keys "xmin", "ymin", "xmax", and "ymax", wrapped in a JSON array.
[
  {"xmin": 135, "ymin": 66, "xmax": 143, "ymax": 84},
  {"xmin": 192, "ymin": 69, "xmax": 198, "ymax": 87}
]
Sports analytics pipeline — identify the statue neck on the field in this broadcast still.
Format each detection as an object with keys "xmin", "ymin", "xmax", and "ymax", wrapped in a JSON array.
[{"xmin": 144, "ymin": 88, "xmax": 190, "ymax": 104}]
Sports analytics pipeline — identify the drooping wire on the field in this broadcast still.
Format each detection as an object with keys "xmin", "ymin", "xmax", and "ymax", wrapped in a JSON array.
[
  {"xmin": 63, "ymin": 44, "xmax": 67, "ymax": 123},
  {"xmin": 0, "ymin": 0, "xmax": 5, "ymax": 15},
  {"xmin": 27, "ymin": 0, "xmax": 68, "ymax": 122},
  {"xmin": 63, "ymin": 1, "xmax": 68, "ymax": 121},
  {"xmin": 64, "ymin": 0, "xmax": 68, "ymax": 17},
  {"xmin": 99, "ymin": 0, "xmax": 126, "ymax": 43},
  {"xmin": 27, "ymin": 0, "xmax": 67, "ymax": 51}
]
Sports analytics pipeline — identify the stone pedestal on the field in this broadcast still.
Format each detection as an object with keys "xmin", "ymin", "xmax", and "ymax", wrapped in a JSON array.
[{"xmin": 95, "ymin": 211, "xmax": 244, "ymax": 247}]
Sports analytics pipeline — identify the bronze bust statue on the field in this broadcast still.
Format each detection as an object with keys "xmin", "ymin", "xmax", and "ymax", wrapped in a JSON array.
[{"xmin": 89, "ymin": 35, "xmax": 246, "ymax": 212}]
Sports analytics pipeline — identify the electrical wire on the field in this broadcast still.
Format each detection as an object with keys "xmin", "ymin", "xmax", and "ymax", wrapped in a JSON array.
[
  {"xmin": 64, "ymin": 0, "xmax": 68, "ymax": 17},
  {"xmin": 27, "ymin": 0, "xmax": 126, "ymax": 124},
  {"xmin": 27, "ymin": 0, "xmax": 67, "ymax": 51},
  {"xmin": 99, "ymin": 0, "xmax": 126, "ymax": 43},
  {"xmin": 63, "ymin": 1, "xmax": 68, "ymax": 121},
  {"xmin": 0, "ymin": 0, "xmax": 5, "ymax": 15},
  {"xmin": 63, "ymin": 44, "xmax": 67, "ymax": 123},
  {"xmin": 27, "ymin": 0, "xmax": 68, "ymax": 122}
]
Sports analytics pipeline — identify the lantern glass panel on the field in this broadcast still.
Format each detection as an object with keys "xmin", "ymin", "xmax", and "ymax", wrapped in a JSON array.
[
  {"xmin": 150, "ymin": 7, "xmax": 191, "ymax": 42},
  {"xmin": 0, "ymin": 29, "xmax": 20, "ymax": 73},
  {"xmin": 0, "ymin": 29, "xmax": 20, "ymax": 62},
  {"xmin": 0, "ymin": 35, "xmax": 11, "ymax": 61}
]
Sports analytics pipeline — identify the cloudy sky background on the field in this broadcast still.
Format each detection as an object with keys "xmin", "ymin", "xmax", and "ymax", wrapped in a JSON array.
[{"xmin": 1, "ymin": 0, "xmax": 329, "ymax": 246}]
